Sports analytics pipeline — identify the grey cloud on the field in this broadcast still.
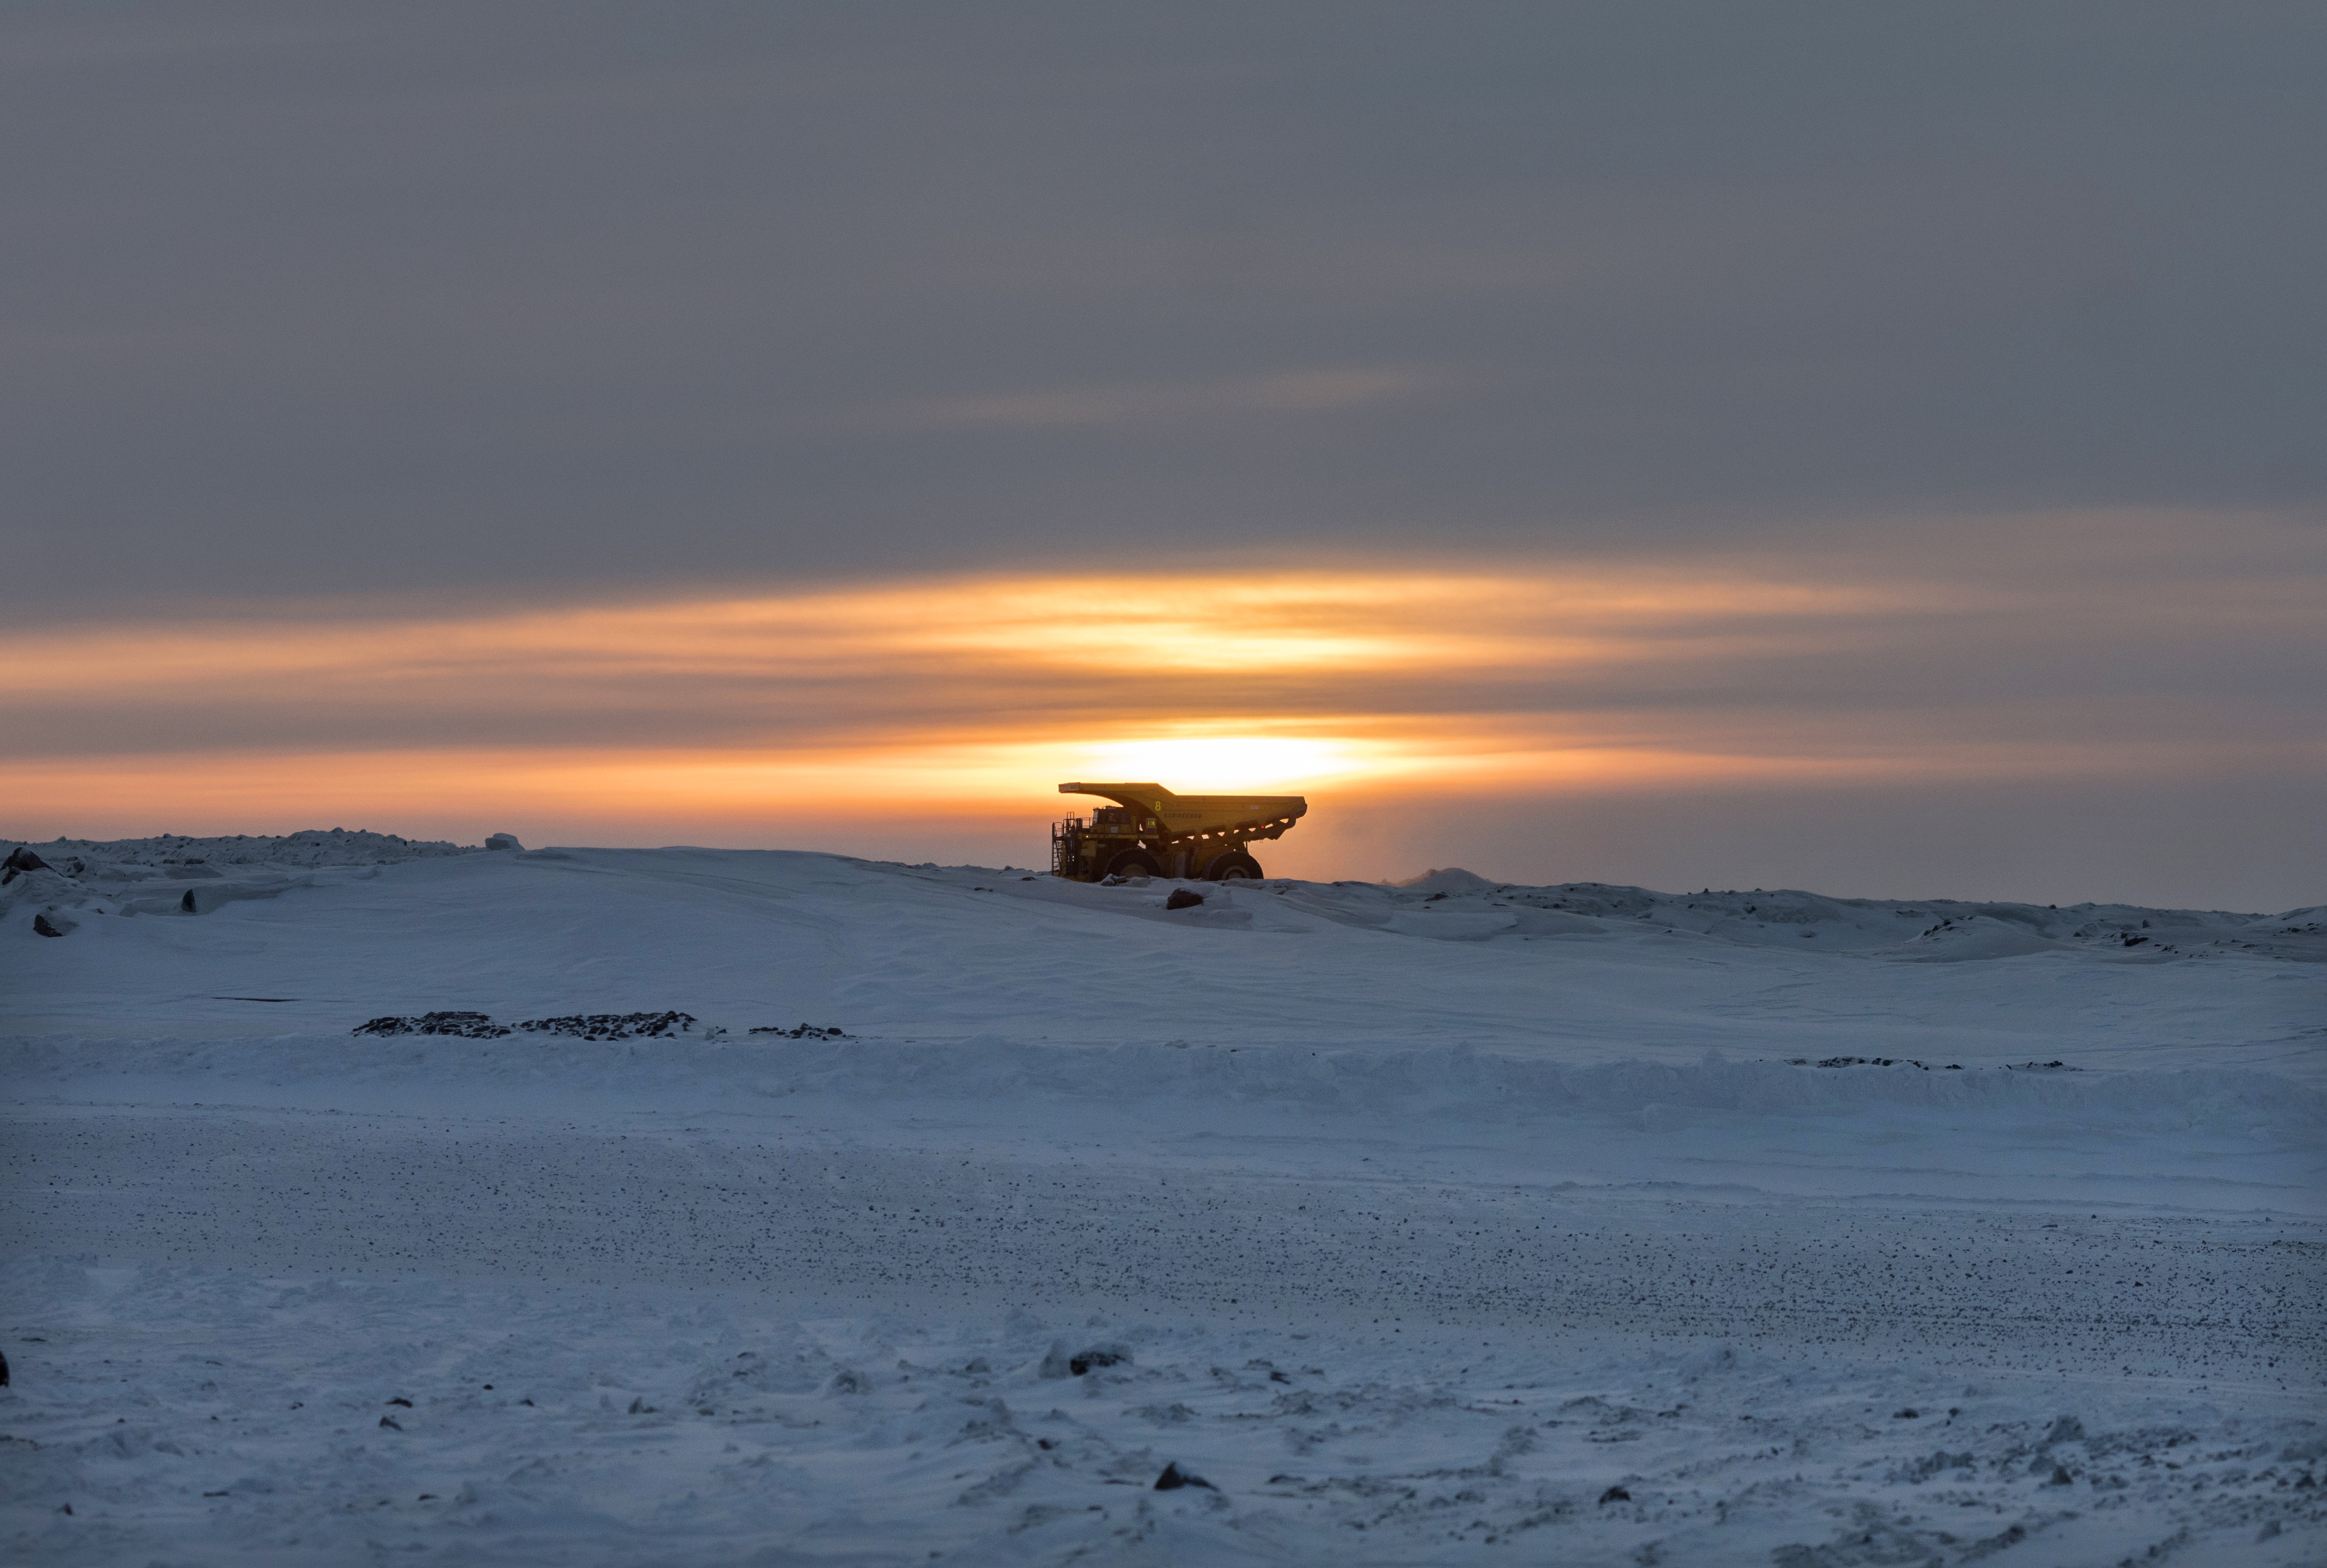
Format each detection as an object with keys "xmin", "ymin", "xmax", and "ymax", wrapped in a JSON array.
[
  {"xmin": 4, "ymin": 2, "xmax": 2322, "ymax": 619},
  {"xmin": 872, "ymin": 367, "xmax": 1455, "ymax": 431}
]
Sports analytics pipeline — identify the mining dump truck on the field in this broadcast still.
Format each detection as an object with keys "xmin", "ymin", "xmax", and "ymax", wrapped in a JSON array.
[{"xmin": 1050, "ymin": 782, "xmax": 1307, "ymax": 882}]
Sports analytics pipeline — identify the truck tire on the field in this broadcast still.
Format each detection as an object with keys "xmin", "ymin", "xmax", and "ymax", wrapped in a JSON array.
[
  {"xmin": 1103, "ymin": 849, "xmax": 1162, "ymax": 879},
  {"xmin": 1205, "ymin": 851, "xmax": 1263, "ymax": 881}
]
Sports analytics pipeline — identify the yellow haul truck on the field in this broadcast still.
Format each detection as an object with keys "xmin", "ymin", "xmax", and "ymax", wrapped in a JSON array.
[{"xmin": 1050, "ymin": 782, "xmax": 1307, "ymax": 882}]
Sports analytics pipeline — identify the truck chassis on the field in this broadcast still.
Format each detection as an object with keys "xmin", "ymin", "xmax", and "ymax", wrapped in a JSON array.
[{"xmin": 1050, "ymin": 781, "xmax": 1307, "ymax": 882}]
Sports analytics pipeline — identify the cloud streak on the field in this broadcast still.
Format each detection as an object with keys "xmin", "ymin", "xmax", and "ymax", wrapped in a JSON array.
[
  {"xmin": 879, "ymin": 368, "xmax": 1455, "ymax": 430},
  {"xmin": 5, "ymin": 511, "xmax": 2317, "ymax": 906},
  {"xmin": 9, "ymin": 8, "xmax": 2321, "ymax": 615}
]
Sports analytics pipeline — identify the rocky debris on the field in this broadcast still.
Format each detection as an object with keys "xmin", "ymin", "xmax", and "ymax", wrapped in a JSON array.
[
  {"xmin": 1154, "ymin": 1462, "xmax": 1213, "ymax": 1491},
  {"xmin": 1599, "ymin": 1485, "xmax": 1631, "ymax": 1503},
  {"xmin": 747, "ymin": 1023, "xmax": 851, "ymax": 1038},
  {"xmin": 1165, "ymin": 888, "xmax": 1205, "ymax": 910},
  {"xmin": 484, "ymin": 833, "xmax": 524, "ymax": 851},
  {"xmin": 1786, "ymin": 1056, "xmax": 1966, "ymax": 1070},
  {"xmin": 1777, "ymin": 1054, "xmax": 2075, "ymax": 1073},
  {"xmin": 514, "ymin": 1012, "xmax": 701, "ymax": 1041},
  {"xmin": 32, "ymin": 912, "xmax": 71, "ymax": 938},
  {"xmin": 350, "ymin": 1010, "xmax": 706, "ymax": 1041},
  {"xmin": 3, "ymin": 846, "xmax": 49, "ymax": 879},
  {"xmin": 354, "ymin": 1012, "xmax": 511, "ymax": 1039}
]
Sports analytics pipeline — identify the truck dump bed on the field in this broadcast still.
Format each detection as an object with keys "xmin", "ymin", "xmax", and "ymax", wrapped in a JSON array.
[{"xmin": 1056, "ymin": 783, "xmax": 1307, "ymax": 840}]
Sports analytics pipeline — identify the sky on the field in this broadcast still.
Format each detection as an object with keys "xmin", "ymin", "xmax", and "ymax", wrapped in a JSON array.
[{"xmin": 4, "ymin": 3, "xmax": 2322, "ymax": 908}]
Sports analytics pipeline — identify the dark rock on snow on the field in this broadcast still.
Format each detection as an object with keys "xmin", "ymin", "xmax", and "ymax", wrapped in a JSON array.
[
  {"xmin": 354, "ymin": 1012, "xmax": 511, "ymax": 1039},
  {"xmin": 351, "ymin": 1010, "xmax": 706, "ymax": 1041},
  {"xmin": 515, "ymin": 1011, "xmax": 700, "ymax": 1040},
  {"xmin": 1155, "ymin": 1462, "xmax": 1214, "ymax": 1491},
  {"xmin": 32, "ymin": 913, "xmax": 68, "ymax": 937},
  {"xmin": 1165, "ymin": 888, "xmax": 1205, "ymax": 910},
  {"xmin": 1040, "ymin": 1338, "xmax": 1132, "ymax": 1378}
]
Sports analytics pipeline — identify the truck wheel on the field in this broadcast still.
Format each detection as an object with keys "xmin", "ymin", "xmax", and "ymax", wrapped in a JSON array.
[
  {"xmin": 1103, "ymin": 849, "xmax": 1162, "ymax": 879},
  {"xmin": 1206, "ymin": 852, "xmax": 1263, "ymax": 881}
]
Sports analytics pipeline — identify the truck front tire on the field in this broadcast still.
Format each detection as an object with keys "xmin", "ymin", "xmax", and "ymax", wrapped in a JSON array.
[{"xmin": 1103, "ymin": 849, "xmax": 1163, "ymax": 879}]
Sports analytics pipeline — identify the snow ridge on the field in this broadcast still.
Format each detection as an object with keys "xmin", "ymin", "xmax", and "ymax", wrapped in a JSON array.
[
  {"xmin": 1345, "ymin": 870, "xmax": 2325, "ymax": 963},
  {"xmin": 8, "ymin": 1031, "xmax": 2319, "ymax": 1144},
  {"xmin": 1, "ymin": 829, "xmax": 487, "ymax": 927}
]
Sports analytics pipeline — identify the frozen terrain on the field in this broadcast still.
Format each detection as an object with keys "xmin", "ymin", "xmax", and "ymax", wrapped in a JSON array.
[{"xmin": 2, "ymin": 836, "xmax": 2323, "ymax": 1566}]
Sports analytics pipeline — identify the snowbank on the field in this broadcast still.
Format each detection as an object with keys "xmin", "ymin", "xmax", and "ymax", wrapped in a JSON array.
[
  {"xmin": 1360, "ymin": 874, "xmax": 2324, "ymax": 962},
  {"xmin": 12, "ymin": 1029, "xmax": 2314, "ymax": 1141},
  {"xmin": 1, "ymin": 828, "xmax": 484, "ymax": 925},
  {"xmin": 2, "ymin": 839, "xmax": 2321, "ymax": 1564}
]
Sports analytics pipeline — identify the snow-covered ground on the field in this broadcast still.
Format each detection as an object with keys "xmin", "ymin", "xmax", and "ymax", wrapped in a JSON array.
[{"xmin": 3, "ymin": 839, "xmax": 2322, "ymax": 1565}]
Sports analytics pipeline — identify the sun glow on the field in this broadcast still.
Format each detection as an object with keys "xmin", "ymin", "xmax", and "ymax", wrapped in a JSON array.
[
  {"xmin": 4, "ymin": 531, "xmax": 2315, "ymax": 870},
  {"xmin": 0, "ymin": 568, "xmax": 1908, "ymax": 701},
  {"xmin": 1067, "ymin": 737, "xmax": 1373, "ymax": 792}
]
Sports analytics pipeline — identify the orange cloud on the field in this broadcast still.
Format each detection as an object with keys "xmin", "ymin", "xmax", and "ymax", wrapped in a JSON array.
[
  {"xmin": 2, "ymin": 523, "xmax": 2319, "ymax": 865},
  {"xmin": 0, "ymin": 566, "xmax": 1916, "ymax": 708}
]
